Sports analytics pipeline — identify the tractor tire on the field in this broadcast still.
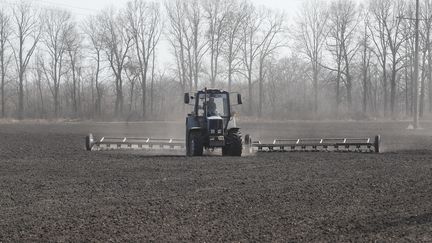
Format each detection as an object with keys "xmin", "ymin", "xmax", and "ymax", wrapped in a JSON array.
[
  {"xmin": 85, "ymin": 134, "xmax": 94, "ymax": 151},
  {"xmin": 222, "ymin": 130, "xmax": 242, "ymax": 156},
  {"xmin": 188, "ymin": 130, "xmax": 203, "ymax": 156}
]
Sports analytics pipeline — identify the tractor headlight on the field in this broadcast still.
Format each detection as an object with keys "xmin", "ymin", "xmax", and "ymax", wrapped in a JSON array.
[
  {"xmin": 211, "ymin": 129, "xmax": 215, "ymax": 134},
  {"xmin": 218, "ymin": 129, "xmax": 222, "ymax": 134}
]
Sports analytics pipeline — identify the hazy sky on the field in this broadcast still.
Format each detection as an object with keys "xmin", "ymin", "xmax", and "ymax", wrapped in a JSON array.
[{"xmin": 20, "ymin": 0, "xmax": 304, "ymax": 19}]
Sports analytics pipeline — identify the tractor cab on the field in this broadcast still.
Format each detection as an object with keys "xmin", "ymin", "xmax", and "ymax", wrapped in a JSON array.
[
  {"xmin": 198, "ymin": 92, "xmax": 228, "ymax": 118},
  {"xmin": 184, "ymin": 88, "xmax": 243, "ymax": 156}
]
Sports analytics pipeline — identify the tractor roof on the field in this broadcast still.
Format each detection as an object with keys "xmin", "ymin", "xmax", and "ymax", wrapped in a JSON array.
[{"xmin": 198, "ymin": 88, "xmax": 227, "ymax": 93}]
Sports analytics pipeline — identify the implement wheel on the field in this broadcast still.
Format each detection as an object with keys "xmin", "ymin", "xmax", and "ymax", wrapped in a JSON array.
[
  {"xmin": 244, "ymin": 134, "xmax": 253, "ymax": 154},
  {"xmin": 374, "ymin": 135, "xmax": 381, "ymax": 153},
  {"xmin": 85, "ymin": 134, "xmax": 94, "ymax": 151},
  {"xmin": 222, "ymin": 130, "xmax": 242, "ymax": 156}
]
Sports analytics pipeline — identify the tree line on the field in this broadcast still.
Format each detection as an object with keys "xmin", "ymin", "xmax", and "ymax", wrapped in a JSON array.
[{"xmin": 0, "ymin": 0, "xmax": 430, "ymax": 120}]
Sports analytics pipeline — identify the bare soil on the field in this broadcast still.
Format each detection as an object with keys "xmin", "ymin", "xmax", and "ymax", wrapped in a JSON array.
[{"xmin": 0, "ymin": 121, "xmax": 432, "ymax": 242}]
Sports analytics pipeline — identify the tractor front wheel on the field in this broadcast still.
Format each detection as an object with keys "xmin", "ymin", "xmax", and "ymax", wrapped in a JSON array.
[
  {"xmin": 188, "ymin": 130, "xmax": 203, "ymax": 156},
  {"xmin": 222, "ymin": 130, "xmax": 242, "ymax": 156}
]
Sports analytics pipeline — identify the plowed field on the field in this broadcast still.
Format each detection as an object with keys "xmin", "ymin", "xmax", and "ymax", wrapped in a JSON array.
[{"xmin": 1, "ymin": 121, "xmax": 431, "ymax": 242}]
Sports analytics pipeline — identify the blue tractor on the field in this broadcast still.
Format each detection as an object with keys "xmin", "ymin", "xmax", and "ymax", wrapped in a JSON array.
[{"xmin": 184, "ymin": 88, "xmax": 243, "ymax": 156}]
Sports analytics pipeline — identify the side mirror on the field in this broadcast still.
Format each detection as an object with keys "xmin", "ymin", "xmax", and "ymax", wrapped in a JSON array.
[
  {"xmin": 184, "ymin": 93, "xmax": 190, "ymax": 104},
  {"xmin": 237, "ymin": 94, "xmax": 243, "ymax": 105}
]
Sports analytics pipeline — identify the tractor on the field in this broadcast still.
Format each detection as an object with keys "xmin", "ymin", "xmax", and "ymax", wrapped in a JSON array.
[
  {"xmin": 85, "ymin": 88, "xmax": 380, "ymax": 154},
  {"xmin": 184, "ymin": 88, "xmax": 243, "ymax": 156}
]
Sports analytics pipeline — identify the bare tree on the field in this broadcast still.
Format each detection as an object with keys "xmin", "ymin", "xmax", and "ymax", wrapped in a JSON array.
[
  {"xmin": 1, "ymin": 0, "xmax": 429, "ymax": 121},
  {"xmin": 165, "ymin": 0, "xmax": 189, "ymax": 92},
  {"xmin": 222, "ymin": 0, "xmax": 247, "ymax": 91},
  {"xmin": 66, "ymin": 23, "xmax": 81, "ymax": 117},
  {"xmin": 41, "ymin": 8, "xmax": 73, "ymax": 117},
  {"xmin": 126, "ymin": 0, "xmax": 161, "ymax": 119},
  {"xmin": 400, "ymin": 3, "xmax": 416, "ymax": 116},
  {"xmin": 369, "ymin": 0, "xmax": 391, "ymax": 116},
  {"xmin": 240, "ymin": 3, "xmax": 264, "ymax": 115},
  {"xmin": 150, "ymin": 37, "xmax": 157, "ymax": 115},
  {"xmin": 34, "ymin": 54, "xmax": 45, "ymax": 117},
  {"xmin": 256, "ymin": 9, "xmax": 286, "ymax": 117},
  {"xmin": 203, "ymin": 0, "xmax": 229, "ymax": 87},
  {"xmin": 83, "ymin": 15, "xmax": 104, "ymax": 117},
  {"xmin": 419, "ymin": 0, "xmax": 432, "ymax": 117},
  {"xmin": 360, "ymin": 9, "xmax": 373, "ymax": 115},
  {"xmin": 100, "ymin": 8, "xmax": 133, "ymax": 117},
  {"xmin": 295, "ymin": 0, "xmax": 329, "ymax": 116},
  {"xmin": 11, "ymin": 1, "xmax": 41, "ymax": 119},
  {"xmin": 165, "ymin": 0, "xmax": 207, "ymax": 92},
  {"xmin": 124, "ymin": 58, "xmax": 139, "ymax": 114},
  {"xmin": 424, "ymin": 1, "xmax": 432, "ymax": 114},
  {"xmin": 326, "ymin": 3, "xmax": 345, "ymax": 115},
  {"xmin": 0, "ymin": 8, "xmax": 10, "ymax": 118},
  {"xmin": 384, "ymin": 0, "xmax": 406, "ymax": 117},
  {"xmin": 265, "ymin": 55, "xmax": 309, "ymax": 118},
  {"xmin": 325, "ymin": 0, "xmax": 360, "ymax": 115},
  {"xmin": 185, "ymin": 0, "xmax": 208, "ymax": 90}
]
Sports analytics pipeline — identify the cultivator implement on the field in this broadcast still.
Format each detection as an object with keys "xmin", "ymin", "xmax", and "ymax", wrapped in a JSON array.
[
  {"xmin": 85, "ymin": 134, "xmax": 185, "ymax": 151},
  {"xmin": 245, "ymin": 135, "xmax": 380, "ymax": 153}
]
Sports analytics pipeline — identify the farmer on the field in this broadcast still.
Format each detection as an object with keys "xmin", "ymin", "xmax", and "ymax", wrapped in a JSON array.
[{"xmin": 207, "ymin": 97, "xmax": 217, "ymax": 116}]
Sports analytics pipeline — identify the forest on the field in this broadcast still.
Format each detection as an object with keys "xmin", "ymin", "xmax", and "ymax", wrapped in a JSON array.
[{"xmin": 0, "ymin": 0, "xmax": 430, "ymax": 121}]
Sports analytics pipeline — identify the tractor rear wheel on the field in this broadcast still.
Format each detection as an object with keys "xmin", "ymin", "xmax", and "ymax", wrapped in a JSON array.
[
  {"xmin": 188, "ymin": 130, "xmax": 203, "ymax": 156},
  {"xmin": 222, "ymin": 130, "xmax": 242, "ymax": 156}
]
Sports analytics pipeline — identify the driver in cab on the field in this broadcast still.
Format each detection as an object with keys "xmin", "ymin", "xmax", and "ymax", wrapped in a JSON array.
[{"xmin": 206, "ymin": 97, "xmax": 218, "ymax": 116}]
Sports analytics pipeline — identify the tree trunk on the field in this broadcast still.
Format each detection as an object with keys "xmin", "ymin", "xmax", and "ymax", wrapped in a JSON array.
[
  {"xmin": 335, "ymin": 62, "xmax": 341, "ymax": 118},
  {"xmin": 129, "ymin": 80, "xmax": 134, "ymax": 113},
  {"xmin": 1, "ymin": 74, "xmax": 4, "ymax": 118},
  {"xmin": 1, "ymin": 50, "xmax": 5, "ymax": 118},
  {"xmin": 420, "ymin": 43, "xmax": 428, "ymax": 117},
  {"xmin": 390, "ymin": 60, "xmax": 397, "ymax": 118},
  {"xmin": 248, "ymin": 67, "xmax": 253, "ymax": 115},
  {"xmin": 382, "ymin": 59, "xmax": 388, "ymax": 117},
  {"xmin": 228, "ymin": 46, "xmax": 233, "ymax": 92},
  {"xmin": 151, "ymin": 49, "xmax": 155, "ymax": 116},
  {"xmin": 344, "ymin": 45, "xmax": 353, "ymax": 115},
  {"xmin": 115, "ymin": 76, "xmax": 121, "ymax": 117},
  {"xmin": 228, "ymin": 60, "xmax": 232, "ymax": 92},
  {"xmin": 71, "ymin": 55, "xmax": 78, "ymax": 116},
  {"xmin": 405, "ymin": 63, "xmax": 410, "ymax": 117},
  {"xmin": 37, "ymin": 78, "xmax": 44, "ymax": 118},
  {"xmin": 95, "ymin": 53, "xmax": 101, "ymax": 117},
  {"xmin": 141, "ymin": 61, "xmax": 148, "ymax": 119},
  {"xmin": 193, "ymin": 24, "xmax": 199, "ymax": 90},
  {"xmin": 312, "ymin": 62, "xmax": 318, "ymax": 116},
  {"xmin": 18, "ymin": 71, "xmax": 24, "ymax": 119},
  {"xmin": 54, "ymin": 86, "xmax": 59, "ymax": 117},
  {"xmin": 258, "ymin": 59, "xmax": 264, "ymax": 118},
  {"xmin": 362, "ymin": 65, "xmax": 368, "ymax": 115},
  {"xmin": 428, "ymin": 48, "xmax": 432, "ymax": 113},
  {"xmin": 119, "ymin": 77, "xmax": 124, "ymax": 116}
]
